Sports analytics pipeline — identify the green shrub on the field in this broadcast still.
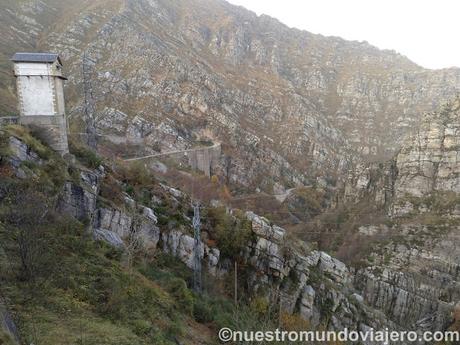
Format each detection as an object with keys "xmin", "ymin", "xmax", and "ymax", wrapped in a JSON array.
[
  {"xmin": 0, "ymin": 330, "xmax": 16, "ymax": 345},
  {"xmin": 69, "ymin": 141, "xmax": 102, "ymax": 169},
  {"xmin": 124, "ymin": 161, "xmax": 154, "ymax": 187},
  {"xmin": 291, "ymin": 187, "xmax": 325, "ymax": 213},
  {"xmin": 139, "ymin": 254, "xmax": 192, "ymax": 284},
  {"xmin": 130, "ymin": 319, "xmax": 152, "ymax": 336},
  {"xmin": 165, "ymin": 317, "xmax": 184, "ymax": 339},
  {"xmin": 0, "ymin": 181, "xmax": 182, "ymax": 345},
  {"xmin": 250, "ymin": 296, "xmax": 269, "ymax": 316},
  {"xmin": 164, "ymin": 278, "xmax": 194, "ymax": 316},
  {"xmin": 193, "ymin": 298, "xmax": 214, "ymax": 323},
  {"xmin": 99, "ymin": 175, "xmax": 124, "ymax": 206},
  {"xmin": 206, "ymin": 207, "xmax": 253, "ymax": 259},
  {"xmin": 124, "ymin": 184, "xmax": 135, "ymax": 196},
  {"xmin": 6, "ymin": 125, "xmax": 52, "ymax": 160}
]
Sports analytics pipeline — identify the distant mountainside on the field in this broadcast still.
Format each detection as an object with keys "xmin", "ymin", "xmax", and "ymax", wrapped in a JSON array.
[
  {"xmin": 1, "ymin": 0, "xmax": 460, "ymax": 190},
  {"xmin": 2, "ymin": 0, "xmax": 460, "ymax": 341}
]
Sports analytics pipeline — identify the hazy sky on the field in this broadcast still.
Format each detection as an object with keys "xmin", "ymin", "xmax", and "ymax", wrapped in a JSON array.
[{"xmin": 227, "ymin": 0, "xmax": 460, "ymax": 70}]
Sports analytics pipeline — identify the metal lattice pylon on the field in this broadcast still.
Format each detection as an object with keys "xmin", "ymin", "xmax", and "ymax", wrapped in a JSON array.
[
  {"xmin": 192, "ymin": 201, "xmax": 202, "ymax": 293},
  {"xmin": 82, "ymin": 51, "xmax": 98, "ymax": 150}
]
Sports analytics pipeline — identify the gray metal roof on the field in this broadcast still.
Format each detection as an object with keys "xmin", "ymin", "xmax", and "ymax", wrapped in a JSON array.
[{"xmin": 11, "ymin": 52, "xmax": 62, "ymax": 65}]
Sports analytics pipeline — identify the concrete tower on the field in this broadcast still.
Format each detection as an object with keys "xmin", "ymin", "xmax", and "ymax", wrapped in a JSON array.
[{"xmin": 11, "ymin": 52, "xmax": 69, "ymax": 155}]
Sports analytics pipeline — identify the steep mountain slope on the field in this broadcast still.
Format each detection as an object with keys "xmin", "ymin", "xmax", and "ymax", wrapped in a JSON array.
[
  {"xmin": 1, "ymin": 97, "xmax": 458, "ymax": 342},
  {"xmin": 0, "ymin": 125, "xmax": 414, "ymax": 343},
  {"xmin": 3, "ymin": 0, "xmax": 460, "ymax": 342},
  {"xmin": 1, "ymin": 0, "xmax": 460, "ymax": 191},
  {"xmin": 0, "ymin": 125, "xmax": 283, "ymax": 345},
  {"xmin": 339, "ymin": 97, "xmax": 460, "ymax": 333}
]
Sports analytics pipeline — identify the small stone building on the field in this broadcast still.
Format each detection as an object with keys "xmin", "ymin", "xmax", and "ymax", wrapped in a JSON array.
[{"xmin": 11, "ymin": 52, "xmax": 69, "ymax": 155}]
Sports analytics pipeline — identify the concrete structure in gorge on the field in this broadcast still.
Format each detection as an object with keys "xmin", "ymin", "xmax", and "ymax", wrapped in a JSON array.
[{"xmin": 11, "ymin": 52, "xmax": 69, "ymax": 155}]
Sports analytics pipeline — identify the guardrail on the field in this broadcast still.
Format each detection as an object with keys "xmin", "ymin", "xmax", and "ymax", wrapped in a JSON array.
[
  {"xmin": 0, "ymin": 117, "xmax": 19, "ymax": 126},
  {"xmin": 124, "ymin": 143, "xmax": 222, "ymax": 177}
]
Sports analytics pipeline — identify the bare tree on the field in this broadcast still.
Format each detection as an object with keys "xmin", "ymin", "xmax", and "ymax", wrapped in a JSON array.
[
  {"xmin": 0, "ymin": 181, "xmax": 51, "ymax": 281},
  {"xmin": 223, "ymin": 155, "xmax": 232, "ymax": 184},
  {"xmin": 124, "ymin": 212, "xmax": 144, "ymax": 273}
]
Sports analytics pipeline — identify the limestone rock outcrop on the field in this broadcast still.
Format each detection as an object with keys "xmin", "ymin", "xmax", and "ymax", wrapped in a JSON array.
[
  {"xmin": 5, "ymin": 133, "xmax": 459, "ymax": 337},
  {"xmin": 395, "ymin": 98, "xmax": 460, "ymax": 198},
  {"xmin": 2, "ymin": 0, "xmax": 460, "ymax": 191},
  {"xmin": 2, "ymin": 0, "xmax": 460, "ymax": 330},
  {"xmin": 338, "ymin": 98, "xmax": 460, "ymax": 334}
]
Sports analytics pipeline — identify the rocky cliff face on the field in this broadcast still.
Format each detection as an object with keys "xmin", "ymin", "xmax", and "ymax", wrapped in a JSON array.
[
  {"xmin": 6, "ymin": 131, "xmax": 459, "ymax": 338},
  {"xmin": 395, "ymin": 98, "xmax": 460, "ymax": 198},
  {"xmin": 2, "ymin": 0, "xmax": 460, "ymax": 190},
  {"xmin": 2, "ymin": 0, "xmax": 460, "ymax": 339},
  {"xmin": 57, "ymin": 161, "xmax": 398, "ymax": 334},
  {"xmin": 344, "ymin": 97, "xmax": 460, "ymax": 212},
  {"xmin": 340, "ymin": 98, "xmax": 460, "ymax": 333}
]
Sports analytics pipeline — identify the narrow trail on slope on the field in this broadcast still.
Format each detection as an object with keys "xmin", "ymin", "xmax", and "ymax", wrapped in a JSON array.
[{"xmin": 123, "ymin": 143, "xmax": 221, "ymax": 162}]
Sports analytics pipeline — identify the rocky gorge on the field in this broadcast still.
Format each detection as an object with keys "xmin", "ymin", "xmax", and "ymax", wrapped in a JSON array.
[
  {"xmin": 0, "ymin": 0, "xmax": 460, "ymax": 343},
  {"xmin": 2, "ymin": 103, "xmax": 459, "ymax": 342},
  {"xmin": 2, "ymin": 132, "xmax": 396, "ymax": 337},
  {"xmin": 2, "ymin": 0, "xmax": 460, "ymax": 190}
]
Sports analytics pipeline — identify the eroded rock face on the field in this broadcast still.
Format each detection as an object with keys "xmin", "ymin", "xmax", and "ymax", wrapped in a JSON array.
[
  {"xmin": 92, "ymin": 206, "xmax": 161, "ymax": 250},
  {"xmin": 94, "ymin": 208, "xmax": 133, "ymax": 238},
  {"xmin": 355, "ymin": 268, "xmax": 452, "ymax": 331},
  {"xmin": 5, "ymin": 107, "xmax": 458, "ymax": 339},
  {"xmin": 246, "ymin": 211, "xmax": 285, "ymax": 243},
  {"xmin": 0, "ymin": 300, "xmax": 20, "ymax": 345},
  {"xmin": 8, "ymin": 136, "xmax": 42, "ymax": 168},
  {"xmin": 343, "ymin": 98, "xmax": 460, "ymax": 212},
  {"xmin": 162, "ymin": 230, "xmax": 202, "ymax": 269},
  {"xmin": 299, "ymin": 285, "xmax": 316, "ymax": 323},
  {"xmin": 58, "ymin": 168, "xmax": 104, "ymax": 221},
  {"xmin": 241, "ymin": 241, "xmax": 395, "ymax": 331},
  {"xmin": 338, "ymin": 99, "xmax": 460, "ymax": 334},
  {"xmin": 317, "ymin": 251, "xmax": 351, "ymax": 284},
  {"xmin": 3, "ymin": 0, "xmax": 460, "ymax": 190},
  {"xmin": 59, "ymin": 182, "xmax": 97, "ymax": 221},
  {"xmin": 66, "ymin": 172, "xmax": 390, "ymax": 333},
  {"xmin": 134, "ymin": 217, "xmax": 161, "ymax": 251},
  {"xmin": 7, "ymin": 136, "xmax": 43, "ymax": 178},
  {"xmin": 161, "ymin": 230, "xmax": 222, "ymax": 275},
  {"xmin": 93, "ymin": 228, "xmax": 124, "ymax": 249},
  {"xmin": 395, "ymin": 99, "xmax": 460, "ymax": 198}
]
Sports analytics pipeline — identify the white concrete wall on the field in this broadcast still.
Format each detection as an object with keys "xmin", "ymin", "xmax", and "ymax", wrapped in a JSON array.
[
  {"xmin": 20, "ymin": 114, "xmax": 69, "ymax": 154},
  {"xmin": 17, "ymin": 76, "xmax": 56, "ymax": 116},
  {"xmin": 14, "ymin": 61, "xmax": 63, "ymax": 77},
  {"xmin": 14, "ymin": 62, "xmax": 52, "ymax": 76},
  {"xmin": 13, "ymin": 60, "xmax": 69, "ymax": 154},
  {"xmin": 54, "ymin": 78, "xmax": 65, "ymax": 116},
  {"xmin": 14, "ymin": 61, "xmax": 66, "ymax": 117}
]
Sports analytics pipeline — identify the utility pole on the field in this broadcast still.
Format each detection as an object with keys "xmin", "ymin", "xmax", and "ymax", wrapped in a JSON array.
[
  {"xmin": 82, "ymin": 51, "xmax": 98, "ymax": 150},
  {"xmin": 278, "ymin": 292, "xmax": 283, "ymax": 328},
  {"xmin": 234, "ymin": 261, "xmax": 238, "ymax": 305},
  {"xmin": 192, "ymin": 201, "xmax": 202, "ymax": 293}
]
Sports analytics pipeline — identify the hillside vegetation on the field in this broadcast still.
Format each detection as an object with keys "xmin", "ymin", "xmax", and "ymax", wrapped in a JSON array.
[{"xmin": 0, "ymin": 127, "xmax": 280, "ymax": 345}]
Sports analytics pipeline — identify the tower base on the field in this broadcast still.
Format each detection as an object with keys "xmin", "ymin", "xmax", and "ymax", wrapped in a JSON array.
[{"xmin": 20, "ymin": 114, "xmax": 69, "ymax": 155}]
